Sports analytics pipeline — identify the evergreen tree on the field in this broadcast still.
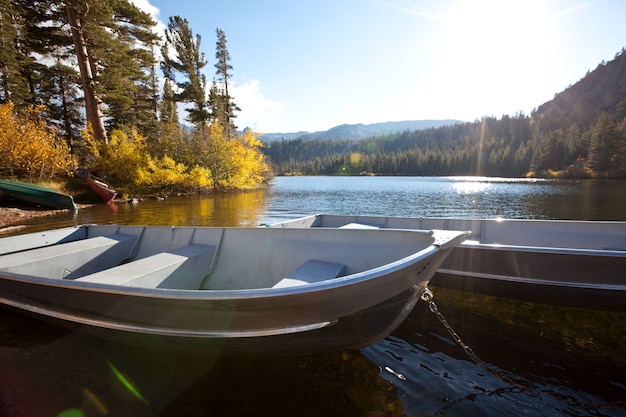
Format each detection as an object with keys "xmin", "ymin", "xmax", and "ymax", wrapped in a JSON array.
[
  {"xmin": 207, "ymin": 80, "xmax": 223, "ymax": 127},
  {"xmin": 100, "ymin": 0, "xmax": 160, "ymax": 137},
  {"xmin": 42, "ymin": 58, "xmax": 82, "ymax": 148},
  {"xmin": 154, "ymin": 77, "xmax": 188, "ymax": 162},
  {"xmin": 0, "ymin": 0, "xmax": 33, "ymax": 106},
  {"xmin": 588, "ymin": 112, "xmax": 622, "ymax": 176},
  {"xmin": 64, "ymin": 0, "xmax": 109, "ymax": 143},
  {"xmin": 161, "ymin": 16, "xmax": 209, "ymax": 128},
  {"xmin": 159, "ymin": 77, "xmax": 178, "ymax": 124},
  {"xmin": 212, "ymin": 28, "xmax": 239, "ymax": 135},
  {"xmin": 2, "ymin": 1, "xmax": 84, "ymax": 147}
]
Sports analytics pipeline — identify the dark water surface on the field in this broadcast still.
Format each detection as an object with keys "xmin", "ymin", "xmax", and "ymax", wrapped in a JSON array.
[{"xmin": 1, "ymin": 176, "xmax": 625, "ymax": 416}]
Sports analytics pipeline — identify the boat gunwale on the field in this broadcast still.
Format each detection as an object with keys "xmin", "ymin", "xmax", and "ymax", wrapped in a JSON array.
[
  {"xmin": 306, "ymin": 213, "xmax": 626, "ymax": 226},
  {"xmin": 459, "ymin": 241, "xmax": 626, "ymax": 256},
  {"xmin": 0, "ymin": 244, "xmax": 441, "ymax": 300}
]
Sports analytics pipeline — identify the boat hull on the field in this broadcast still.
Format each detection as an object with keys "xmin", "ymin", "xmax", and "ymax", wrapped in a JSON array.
[
  {"xmin": 0, "ymin": 179, "xmax": 77, "ymax": 210},
  {"xmin": 271, "ymin": 215, "xmax": 626, "ymax": 311},
  {"xmin": 86, "ymin": 173, "xmax": 117, "ymax": 203},
  {"xmin": 435, "ymin": 244, "xmax": 626, "ymax": 311},
  {"xmin": 0, "ymin": 279, "xmax": 423, "ymax": 355},
  {"xmin": 0, "ymin": 225, "xmax": 466, "ymax": 355}
]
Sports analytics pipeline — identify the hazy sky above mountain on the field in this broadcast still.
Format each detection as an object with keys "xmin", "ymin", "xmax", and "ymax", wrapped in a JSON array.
[{"xmin": 134, "ymin": 0, "xmax": 626, "ymax": 133}]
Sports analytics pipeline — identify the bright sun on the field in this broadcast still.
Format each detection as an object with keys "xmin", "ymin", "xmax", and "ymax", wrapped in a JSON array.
[
  {"xmin": 444, "ymin": 0, "xmax": 551, "ymax": 47},
  {"xmin": 434, "ymin": 0, "xmax": 555, "ymax": 116}
]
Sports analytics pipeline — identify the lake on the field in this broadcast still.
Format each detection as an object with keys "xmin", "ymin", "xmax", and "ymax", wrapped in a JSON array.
[{"xmin": 1, "ymin": 176, "xmax": 625, "ymax": 416}]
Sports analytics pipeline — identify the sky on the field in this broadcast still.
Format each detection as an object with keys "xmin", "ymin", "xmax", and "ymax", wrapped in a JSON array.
[{"xmin": 132, "ymin": 0, "xmax": 626, "ymax": 134}]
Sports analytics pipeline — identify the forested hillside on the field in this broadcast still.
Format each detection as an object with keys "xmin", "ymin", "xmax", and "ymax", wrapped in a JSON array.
[{"xmin": 264, "ymin": 50, "xmax": 626, "ymax": 178}]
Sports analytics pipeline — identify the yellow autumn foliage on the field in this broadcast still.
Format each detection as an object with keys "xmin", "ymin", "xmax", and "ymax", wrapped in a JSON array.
[
  {"xmin": 83, "ymin": 121, "xmax": 268, "ymax": 191},
  {"xmin": 86, "ymin": 127, "xmax": 215, "ymax": 190},
  {"xmin": 194, "ymin": 122, "xmax": 270, "ymax": 189},
  {"xmin": 223, "ymin": 128, "xmax": 270, "ymax": 189},
  {"xmin": 0, "ymin": 102, "xmax": 76, "ymax": 179},
  {"xmin": 135, "ymin": 155, "xmax": 213, "ymax": 190},
  {"xmin": 136, "ymin": 156, "xmax": 186, "ymax": 186},
  {"xmin": 183, "ymin": 165, "xmax": 214, "ymax": 188}
]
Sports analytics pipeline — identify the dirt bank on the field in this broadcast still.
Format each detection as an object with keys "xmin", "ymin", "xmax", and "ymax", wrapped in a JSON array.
[{"xmin": 0, "ymin": 206, "xmax": 68, "ymax": 234}]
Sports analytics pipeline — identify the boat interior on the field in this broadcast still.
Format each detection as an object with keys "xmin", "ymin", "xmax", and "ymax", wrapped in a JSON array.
[
  {"xmin": 0, "ymin": 225, "xmax": 436, "ymax": 291},
  {"xmin": 287, "ymin": 215, "xmax": 626, "ymax": 251}
]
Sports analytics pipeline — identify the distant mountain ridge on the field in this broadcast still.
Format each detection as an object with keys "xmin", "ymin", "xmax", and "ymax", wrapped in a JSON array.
[{"xmin": 259, "ymin": 119, "xmax": 462, "ymax": 142}]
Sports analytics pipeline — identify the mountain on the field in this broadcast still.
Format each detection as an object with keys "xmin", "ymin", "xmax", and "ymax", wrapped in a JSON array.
[
  {"xmin": 259, "ymin": 119, "xmax": 462, "ymax": 142},
  {"xmin": 533, "ymin": 51, "xmax": 626, "ymax": 126}
]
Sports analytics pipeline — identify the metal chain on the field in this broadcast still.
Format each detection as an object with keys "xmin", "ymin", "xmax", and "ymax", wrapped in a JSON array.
[
  {"xmin": 420, "ymin": 288, "xmax": 528, "ymax": 389},
  {"xmin": 420, "ymin": 287, "xmax": 626, "ymax": 414}
]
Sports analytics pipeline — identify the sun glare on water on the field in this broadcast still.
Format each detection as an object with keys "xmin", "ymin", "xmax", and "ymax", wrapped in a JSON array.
[{"xmin": 452, "ymin": 181, "xmax": 492, "ymax": 195}]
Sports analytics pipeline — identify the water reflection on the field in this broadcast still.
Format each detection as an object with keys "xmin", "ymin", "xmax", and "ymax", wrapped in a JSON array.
[
  {"xmin": 0, "ymin": 309, "xmax": 404, "ymax": 417},
  {"xmin": 2, "ymin": 189, "xmax": 270, "ymax": 235},
  {"xmin": 264, "ymin": 176, "xmax": 626, "ymax": 221},
  {"xmin": 451, "ymin": 180, "xmax": 493, "ymax": 195},
  {"xmin": 3, "ymin": 177, "xmax": 626, "ymax": 236},
  {"xmin": 364, "ymin": 286, "xmax": 626, "ymax": 416},
  {"xmin": 108, "ymin": 191, "xmax": 269, "ymax": 227}
]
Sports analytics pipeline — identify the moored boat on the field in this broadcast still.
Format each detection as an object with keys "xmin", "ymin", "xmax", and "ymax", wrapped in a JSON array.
[
  {"xmin": 86, "ymin": 173, "xmax": 117, "ymax": 203},
  {"xmin": 0, "ymin": 179, "xmax": 77, "ymax": 210},
  {"xmin": 270, "ymin": 215, "xmax": 626, "ymax": 311},
  {"xmin": 0, "ymin": 224, "xmax": 468, "ymax": 355}
]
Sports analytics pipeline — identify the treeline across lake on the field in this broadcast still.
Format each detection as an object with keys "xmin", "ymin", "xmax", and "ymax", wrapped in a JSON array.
[
  {"xmin": 264, "ymin": 51, "xmax": 626, "ymax": 179},
  {"xmin": 264, "ymin": 112, "xmax": 625, "ymax": 178}
]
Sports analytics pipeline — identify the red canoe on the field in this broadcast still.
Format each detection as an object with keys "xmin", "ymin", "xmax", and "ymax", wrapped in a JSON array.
[{"xmin": 87, "ymin": 173, "xmax": 117, "ymax": 203}]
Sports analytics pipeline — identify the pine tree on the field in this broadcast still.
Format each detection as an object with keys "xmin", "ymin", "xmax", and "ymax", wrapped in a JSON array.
[
  {"xmin": 161, "ymin": 16, "xmax": 209, "ymax": 128},
  {"xmin": 42, "ymin": 57, "xmax": 82, "ymax": 149},
  {"xmin": 212, "ymin": 28, "xmax": 240, "ymax": 135},
  {"xmin": 100, "ymin": 0, "xmax": 160, "ymax": 137},
  {"xmin": 64, "ymin": 0, "xmax": 108, "ymax": 143},
  {"xmin": 63, "ymin": 0, "xmax": 160, "ymax": 144},
  {"xmin": 159, "ymin": 77, "xmax": 178, "ymax": 124},
  {"xmin": 154, "ymin": 77, "xmax": 189, "ymax": 162},
  {"xmin": 588, "ymin": 112, "xmax": 621, "ymax": 176},
  {"xmin": 0, "ymin": 0, "xmax": 33, "ymax": 106}
]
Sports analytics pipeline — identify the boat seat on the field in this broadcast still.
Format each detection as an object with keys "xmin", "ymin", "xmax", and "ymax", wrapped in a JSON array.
[
  {"xmin": 338, "ymin": 222, "xmax": 380, "ymax": 229},
  {"xmin": 0, "ymin": 233, "xmax": 140, "ymax": 279},
  {"xmin": 273, "ymin": 259, "xmax": 347, "ymax": 288},
  {"xmin": 75, "ymin": 244, "xmax": 217, "ymax": 289}
]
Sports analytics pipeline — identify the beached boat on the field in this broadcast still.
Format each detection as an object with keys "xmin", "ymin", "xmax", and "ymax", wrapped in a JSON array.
[
  {"xmin": 270, "ymin": 215, "xmax": 626, "ymax": 312},
  {"xmin": 0, "ymin": 179, "xmax": 77, "ymax": 210},
  {"xmin": 86, "ymin": 173, "xmax": 117, "ymax": 203},
  {"xmin": 0, "ymin": 224, "xmax": 468, "ymax": 355}
]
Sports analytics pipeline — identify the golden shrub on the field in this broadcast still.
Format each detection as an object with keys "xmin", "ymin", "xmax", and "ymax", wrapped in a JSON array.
[
  {"xmin": 0, "ymin": 102, "xmax": 76, "ymax": 179},
  {"xmin": 84, "ymin": 123, "xmax": 267, "ymax": 191}
]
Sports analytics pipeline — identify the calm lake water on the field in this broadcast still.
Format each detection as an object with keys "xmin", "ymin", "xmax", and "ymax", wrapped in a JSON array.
[{"xmin": 1, "ymin": 176, "xmax": 625, "ymax": 416}]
